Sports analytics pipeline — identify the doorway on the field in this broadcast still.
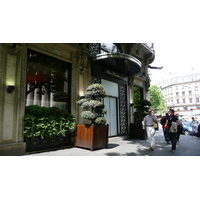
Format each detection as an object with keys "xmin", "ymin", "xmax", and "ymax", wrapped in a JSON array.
[{"xmin": 104, "ymin": 96, "xmax": 118, "ymax": 137}]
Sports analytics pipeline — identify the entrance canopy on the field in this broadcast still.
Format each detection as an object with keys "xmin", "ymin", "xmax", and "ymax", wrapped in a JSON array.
[{"xmin": 92, "ymin": 53, "xmax": 142, "ymax": 76}]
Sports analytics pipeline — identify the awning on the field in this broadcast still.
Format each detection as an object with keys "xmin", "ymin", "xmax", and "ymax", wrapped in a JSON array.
[{"xmin": 92, "ymin": 53, "xmax": 142, "ymax": 76}]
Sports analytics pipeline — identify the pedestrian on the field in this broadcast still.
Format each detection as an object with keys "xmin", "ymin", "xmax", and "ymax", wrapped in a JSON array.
[
  {"xmin": 160, "ymin": 113, "xmax": 170, "ymax": 144},
  {"xmin": 176, "ymin": 114, "xmax": 183, "ymax": 143},
  {"xmin": 165, "ymin": 109, "xmax": 178, "ymax": 153},
  {"xmin": 143, "ymin": 109, "xmax": 158, "ymax": 151},
  {"xmin": 190, "ymin": 117, "xmax": 198, "ymax": 136}
]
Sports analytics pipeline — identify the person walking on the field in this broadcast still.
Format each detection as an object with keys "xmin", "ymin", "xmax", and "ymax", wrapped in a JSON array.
[
  {"xmin": 143, "ymin": 109, "xmax": 158, "ymax": 151},
  {"xmin": 190, "ymin": 117, "xmax": 198, "ymax": 136},
  {"xmin": 165, "ymin": 109, "xmax": 178, "ymax": 153},
  {"xmin": 160, "ymin": 113, "xmax": 170, "ymax": 144}
]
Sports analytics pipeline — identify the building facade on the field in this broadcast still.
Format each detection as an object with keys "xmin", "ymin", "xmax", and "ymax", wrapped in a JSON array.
[
  {"xmin": 0, "ymin": 43, "xmax": 154, "ymax": 155},
  {"xmin": 158, "ymin": 73, "xmax": 200, "ymax": 114}
]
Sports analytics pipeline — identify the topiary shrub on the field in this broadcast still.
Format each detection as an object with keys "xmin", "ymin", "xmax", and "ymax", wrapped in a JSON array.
[
  {"xmin": 77, "ymin": 84, "xmax": 107, "ymax": 125},
  {"xmin": 133, "ymin": 99, "xmax": 152, "ymax": 123}
]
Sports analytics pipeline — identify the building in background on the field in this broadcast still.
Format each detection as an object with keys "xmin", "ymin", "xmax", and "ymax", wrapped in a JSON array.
[
  {"xmin": 0, "ymin": 43, "xmax": 154, "ymax": 155},
  {"xmin": 157, "ymin": 73, "xmax": 200, "ymax": 115}
]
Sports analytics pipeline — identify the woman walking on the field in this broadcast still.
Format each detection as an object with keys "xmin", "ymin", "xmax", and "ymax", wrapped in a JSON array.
[{"xmin": 165, "ymin": 109, "xmax": 178, "ymax": 153}]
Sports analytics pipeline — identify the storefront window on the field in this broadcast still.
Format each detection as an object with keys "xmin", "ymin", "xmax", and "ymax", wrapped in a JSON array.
[{"xmin": 26, "ymin": 49, "xmax": 71, "ymax": 111}]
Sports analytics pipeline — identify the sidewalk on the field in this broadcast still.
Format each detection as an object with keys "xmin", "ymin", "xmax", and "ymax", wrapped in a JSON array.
[{"xmin": 26, "ymin": 128, "xmax": 200, "ymax": 156}]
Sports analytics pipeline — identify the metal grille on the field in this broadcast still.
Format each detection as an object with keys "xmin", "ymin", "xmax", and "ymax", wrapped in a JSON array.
[
  {"xmin": 91, "ymin": 76, "xmax": 101, "ymax": 84},
  {"xmin": 90, "ymin": 43, "xmax": 100, "ymax": 57},
  {"xmin": 119, "ymin": 84, "xmax": 128, "ymax": 134}
]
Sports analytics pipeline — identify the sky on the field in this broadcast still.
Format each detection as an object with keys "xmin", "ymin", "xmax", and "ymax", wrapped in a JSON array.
[{"xmin": 149, "ymin": 42, "xmax": 200, "ymax": 85}]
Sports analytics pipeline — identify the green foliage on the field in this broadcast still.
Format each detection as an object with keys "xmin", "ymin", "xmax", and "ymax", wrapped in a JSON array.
[
  {"xmin": 85, "ymin": 84, "xmax": 106, "ymax": 99},
  {"xmin": 149, "ymin": 85, "xmax": 167, "ymax": 114},
  {"xmin": 95, "ymin": 117, "xmax": 106, "ymax": 125},
  {"xmin": 133, "ymin": 86, "xmax": 142, "ymax": 107},
  {"xmin": 23, "ymin": 106, "xmax": 76, "ymax": 139},
  {"xmin": 77, "ymin": 84, "xmax": 107, "ymax": 125},
  {"xmin": 26, "ymin": 105, "xmax": 50, "ymax": 117},
  {"xmin": 133, "ymin": 99, "xmax": 152, "ymax": 123}
]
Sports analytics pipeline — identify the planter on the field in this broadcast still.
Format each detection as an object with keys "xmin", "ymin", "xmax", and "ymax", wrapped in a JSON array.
[
  {"xmin": 75, "ymin": 124, "xmax": 109, "ymax": 151},
  {"xmin": 24, "ymin": 135, "xmax": 71, "ymax": 152},
  {"xmin": 129, "ymin": 123, "xmax": 147, "ymax": 139}
]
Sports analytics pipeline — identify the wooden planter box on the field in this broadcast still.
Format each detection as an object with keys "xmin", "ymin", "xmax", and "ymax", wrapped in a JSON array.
[
  {"xmin": 129, "ymin": 123, "xmax": 147, "ymax": 139},
  {"xmin": 75, "ymin": 124, "xmax": 109, "ymax": 151}
]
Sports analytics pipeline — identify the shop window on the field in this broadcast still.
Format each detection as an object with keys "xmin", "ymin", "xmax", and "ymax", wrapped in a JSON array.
[{"xmin": 26, "ymin": 49, "xmax": 71, "ymax": 111}]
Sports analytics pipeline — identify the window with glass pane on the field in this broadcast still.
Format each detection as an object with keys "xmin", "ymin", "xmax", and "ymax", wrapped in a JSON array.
[
  {"xmin": 100, "ymin": 43, "xmax": 120, "ymax": 54},
  {"xmin": 26, "ymin": 49, "xmax": 71, "ymax": 111}
]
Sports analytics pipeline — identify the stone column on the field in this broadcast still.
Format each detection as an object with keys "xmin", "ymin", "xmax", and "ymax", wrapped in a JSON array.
[{"xmin": 0, "ymin": 44, "xmax": 26, "ymax": 156}]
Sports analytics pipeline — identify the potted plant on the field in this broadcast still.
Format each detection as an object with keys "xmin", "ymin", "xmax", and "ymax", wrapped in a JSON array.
[
  {"xmin": 75, "ymin": 84, "xmax": 109, "ymax": 150},
  {"xmin": 130, "ymin": 99, "xmax": 151, "ymax": 139}
]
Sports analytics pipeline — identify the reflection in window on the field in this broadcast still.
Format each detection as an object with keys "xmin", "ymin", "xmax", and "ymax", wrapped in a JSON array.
[
  {"xmin": 26, "ymin": 49, "xmax": 71, "ymax": 111},
  {"xmin": 100, "ymin": 43, "xmax": 120, "ymax": 54}
]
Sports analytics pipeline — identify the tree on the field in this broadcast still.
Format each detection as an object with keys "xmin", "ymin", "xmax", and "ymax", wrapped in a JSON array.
[{"xmin": 149, "ymin": 85, "xmax": 167, "ymax": 114}]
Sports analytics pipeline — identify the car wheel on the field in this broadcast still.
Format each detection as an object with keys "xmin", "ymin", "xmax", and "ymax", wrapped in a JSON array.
[{"xmin": 184, "ymin": 130, "xmax": 190, "ymax": 135}]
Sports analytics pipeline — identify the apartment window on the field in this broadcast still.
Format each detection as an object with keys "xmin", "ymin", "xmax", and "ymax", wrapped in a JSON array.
[
  {"xmin": 189, "ymin": 98, "xmax": 192, "ymax": 103},
  {"xmin": 183, "ymin": 99, "xmax": 186, "ymax": 103},
  {"xmin": 182, "ymin": 85, "xmax": 184, "ymax": 89},
  {"xmin": 195, "ymin": 83, "xmax": 198, "ymax": 88},
  {"xmin": 176, "ymin": 92, "xmax": 179, "ymax": 96},
  {"xmin": 177, "ymin": 99, "xmax": 179, "ymax": 104},
  {"xmin": 182, "ymin": 91, "xmax": 185, "ymax": 96},
  {"xmin": 189, "ymin": 91, "xmax": 192, "ymax": 95},
  {"xmin": 197, "ymin": 98, "xmax": 200, "ymax": 103},
  {"xmin": 188, "ymin": 84, "xmax": 191, "ymax": 88},
  {"xmin": 176, "ymin": 86, "xmax": 178, "ymax": 90}
]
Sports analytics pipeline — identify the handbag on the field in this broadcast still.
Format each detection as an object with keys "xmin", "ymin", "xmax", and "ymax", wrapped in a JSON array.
[{"xmin": 153, "ymin": 121, "xmax": 159, "ymax": 131}]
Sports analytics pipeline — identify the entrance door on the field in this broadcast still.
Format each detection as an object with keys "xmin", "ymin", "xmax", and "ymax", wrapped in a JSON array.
[{"xmin": 104, "ymin": 97, "xmax": 118, "ymax": 137}]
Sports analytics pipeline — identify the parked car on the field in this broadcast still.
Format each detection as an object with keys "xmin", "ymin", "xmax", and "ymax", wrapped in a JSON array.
[{"xmin": 182, "ymin": 121, "xmax": 193, "ymax": 135}]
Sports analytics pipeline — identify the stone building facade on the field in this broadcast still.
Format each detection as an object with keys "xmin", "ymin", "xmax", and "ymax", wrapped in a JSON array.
[
  {"xmin": 0, "ymin": 43, "xmax": 154, "ymax": 155},
  {"xmin": 157, "ymin": 73, "xmax": 200, "ymax": 114}
]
